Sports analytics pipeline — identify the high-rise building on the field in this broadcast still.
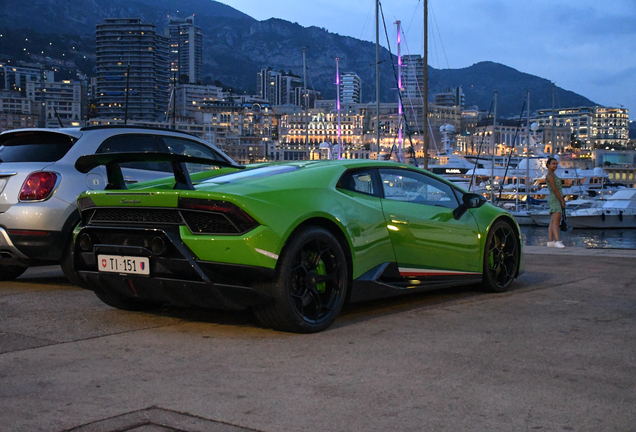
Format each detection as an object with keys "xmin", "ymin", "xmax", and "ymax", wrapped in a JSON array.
[
  {"xmin": 400, "ymin": 55, "xmax": 424, "ymax": 101},
  {"xmin": 257, "ymin": 69, "xmax": 302, "ymax": 106},
  {"xmin": 340, "ymin": 72, "xmax": 361, "ymax": 104},
  {"xmin": 95, "ymin": 18, "xmax": 170, "ymax": 121},
  {"xmin": 167, "ymin": 15, "xmax": 203, "ymax": 84}
]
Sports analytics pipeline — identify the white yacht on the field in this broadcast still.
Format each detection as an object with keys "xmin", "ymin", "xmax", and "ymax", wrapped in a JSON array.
[{"xmin": 529, "ymin": 189, "xmax": 636, "ymax": 228}]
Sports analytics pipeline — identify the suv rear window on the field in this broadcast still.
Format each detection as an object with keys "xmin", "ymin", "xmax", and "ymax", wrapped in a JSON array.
[{"xmin": 0, "ymin": 131, "xmax": 77, "ymax": 162}]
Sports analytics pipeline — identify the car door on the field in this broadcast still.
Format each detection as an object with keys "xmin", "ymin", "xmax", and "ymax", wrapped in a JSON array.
[{"xmin": 378, "ymin": 168, "xmax": 482, "ymax": 274}]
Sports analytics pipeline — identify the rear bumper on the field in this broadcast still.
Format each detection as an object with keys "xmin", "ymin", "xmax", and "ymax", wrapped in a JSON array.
[
  {"xmin": 74, "ymin": 227, "xmax": 276, "ymax": 310},
  {"xmin": 0, "ymin": 227, "xmax": 68, "ymax": 264},
  {"xmin": 78, "ymin": 270, "xmax": 273, "ymax": 310},
  {"xmin": 0, "ymin": 227, "xmax": 30, "ymax": 264},
  {"xmin": 0, "ymin": 203, "xmax": 79, "ymax": 264}
]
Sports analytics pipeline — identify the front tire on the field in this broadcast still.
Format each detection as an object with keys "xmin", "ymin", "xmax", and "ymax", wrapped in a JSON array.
[
  {"xmin": 0, "ymin": 264, "xmax": 27, "ymax": 281},
  {"xmin": 254, "ymin": 226, "xmax": 349, "ymax": 333},
  {"xmin": 482, "ymin": 220, "xmax": 519, "ymax": 293}
]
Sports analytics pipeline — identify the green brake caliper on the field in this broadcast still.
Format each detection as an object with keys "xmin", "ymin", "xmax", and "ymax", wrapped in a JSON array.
[{"xmin": 316, "ymin": 258, "xmax": 327, "ymax": 293}]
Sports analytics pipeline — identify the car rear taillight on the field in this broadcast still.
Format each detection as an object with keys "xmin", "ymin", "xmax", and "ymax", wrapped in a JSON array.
[
  {"xmin": 179, "ymin": 197, "xmax": 259, "ymax": 234},
  {"xmin": 19, "ymin": 172, "xmax": 58, "ymax": 201}
]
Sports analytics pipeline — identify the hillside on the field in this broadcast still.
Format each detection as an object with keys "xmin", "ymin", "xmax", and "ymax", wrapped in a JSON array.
[{"xmin": 0, "ymin": 0, "xmax": 597, "ymax": 118}]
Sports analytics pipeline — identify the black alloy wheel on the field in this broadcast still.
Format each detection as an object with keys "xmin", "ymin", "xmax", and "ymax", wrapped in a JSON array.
[
  {"xmin": 254, "ymin": 226, "xmax": 348, "ymax": 333},
  {"xmin": 482, "ymin": 220, "xmax": 519, "ymax": 293}
]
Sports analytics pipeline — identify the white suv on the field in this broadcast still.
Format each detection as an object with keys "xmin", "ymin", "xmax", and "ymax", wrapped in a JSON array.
[{"xmin": 0, "ymin": 125, "xmax": 236, "ymax": 283}]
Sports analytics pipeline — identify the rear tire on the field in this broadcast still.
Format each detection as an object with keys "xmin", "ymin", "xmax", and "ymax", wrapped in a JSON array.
[
  {"xmin": 482, "ymin": 220, "xmax": 519, "ymax": 293},
  {"xmin": 0, "ymin": 264, "xmax": 27, "ymax": 281},
  {"xmin": 254, "ymin": 226, "xmax": 348, "ymax": 333},
  {"xmin": 60, "ymin": 237, "xmax": 87, "ymax": 288}
]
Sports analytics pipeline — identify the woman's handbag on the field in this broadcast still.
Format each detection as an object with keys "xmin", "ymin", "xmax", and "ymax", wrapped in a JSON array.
[{"xmin": 560, "ymin": 208, "xmax": 572, "ymax": 232}]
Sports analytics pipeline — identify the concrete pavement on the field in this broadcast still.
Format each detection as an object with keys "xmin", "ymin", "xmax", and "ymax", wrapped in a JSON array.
[{"xmin": 1, "ymin": 246, "xmax": 635, "ymax": 432}]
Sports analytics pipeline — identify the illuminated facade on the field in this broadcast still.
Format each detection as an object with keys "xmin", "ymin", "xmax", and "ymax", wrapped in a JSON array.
[
  {"xmin": 536, "ymin": 106, "xmax": 629, "ymax": 151},
  {"xmin": 279, "ymin": 111, "xmax": 363, "ymax": 146}
]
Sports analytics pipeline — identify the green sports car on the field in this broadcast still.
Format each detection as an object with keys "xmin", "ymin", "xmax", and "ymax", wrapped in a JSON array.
[{"xmin": 71, "ymin": 153, "xmax": 523, "ymax": 333}]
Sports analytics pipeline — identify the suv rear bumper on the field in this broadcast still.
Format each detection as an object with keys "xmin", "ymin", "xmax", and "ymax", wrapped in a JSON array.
[
  {"xmin": 0, "ymin": 227, "xmax": 30, "ymax": 264},
  {"xmin": 0, "ymin": 226, "xmax": 71, "ymax": 264}
]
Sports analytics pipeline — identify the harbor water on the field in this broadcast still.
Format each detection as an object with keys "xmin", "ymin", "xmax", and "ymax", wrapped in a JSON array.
[{"xmin": 521, "ymin": 225, "xmax": 636, "ymax": 249}]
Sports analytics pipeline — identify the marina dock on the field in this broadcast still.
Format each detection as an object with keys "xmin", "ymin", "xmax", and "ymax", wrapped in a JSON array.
[{"xmin": 1, "ymin": 247, "xmax": 635, "ymax": 431}]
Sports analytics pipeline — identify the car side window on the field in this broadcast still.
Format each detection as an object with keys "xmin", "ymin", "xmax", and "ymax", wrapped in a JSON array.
[
  {"xmin": 96, "ymin": 134, "xmax": 171, "ymax": 172},
  {"xmin": 379, "ymin": 169, "xmax": 459, "ymax": 209},
  {"xmin": 161, "ymin": 137, "xmax": 222, "ymax": 160},
  {"xmin": 160, "ymin": 137, "xmax": 226, "ymax": 174},
  {"xmin": 338, "ymin": 169, "xmax": 377, "ymax": 196}
]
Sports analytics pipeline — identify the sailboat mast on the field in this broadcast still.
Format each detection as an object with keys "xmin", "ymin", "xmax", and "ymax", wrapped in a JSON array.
[
  {"xmin": 526, "ymin": 90, "xmax": 530, "ymax": 196},
  {"xmin": 491, "ymin": 91, "xmax": 498, "ymax": 203},
  {"xmin": 396, "ymin": 20, "xmax": 403, "ymax": 163},
  {"xmin": 422, "ymin": 0, "xmax": 428, "ymax": 169},
  {"xmin": 375, "ymin": 0, "xmax": 380, "ymax": 159},
  {"xmin": 551, "ymin": 82, "xmax": 556, "ymax": 157},
  {"xmin": 303, "ymin": 47, "xmax": 309, "ymax": 149},
  {"xmin": 336, "ymin": 57, "xmax": 342, "ymax": 159}
]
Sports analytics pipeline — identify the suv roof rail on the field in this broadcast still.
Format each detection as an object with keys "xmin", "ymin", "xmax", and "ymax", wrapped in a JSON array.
[{"xmin": 80, "ymin": 124, "xmax": 198, "ymax": 137}]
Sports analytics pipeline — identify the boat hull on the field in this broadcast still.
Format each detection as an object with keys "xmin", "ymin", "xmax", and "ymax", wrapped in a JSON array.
[
  {"xmin": 567, "ymin": 215, "xmax": 636, "ymax": 229},
  {"xmin": 529, "ymin": 214, "xmax": 551, "ymax": 227}
]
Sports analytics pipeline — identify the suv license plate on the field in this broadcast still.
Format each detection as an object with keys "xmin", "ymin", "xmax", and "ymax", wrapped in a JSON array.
[{"xmin": 98, "ymin": 255, "xmax": 150, "ymax": 275}]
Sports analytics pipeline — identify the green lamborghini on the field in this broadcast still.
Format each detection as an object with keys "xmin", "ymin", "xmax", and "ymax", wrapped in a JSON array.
[{"xmin": 71, "ymin": 153, "xmax": 523, "ymax": 333}]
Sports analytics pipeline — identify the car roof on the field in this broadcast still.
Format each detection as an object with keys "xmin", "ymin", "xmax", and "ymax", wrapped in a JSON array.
[
  {"xmin": 0, "ymin": 128, "xmax": 83, "ymax": 139},
  {"xmin": 0, "ymin": 125, "xmax": 203, "ymax": 140},
  {"xmin": 255, "ymin": 158, "xmax": 425, "ymax": 172}
]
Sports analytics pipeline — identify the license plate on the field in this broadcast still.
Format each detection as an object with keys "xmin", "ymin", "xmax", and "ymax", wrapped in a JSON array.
[{"xmin": 98, "ymin": 254, "xmax": 150, "ymax": 275}]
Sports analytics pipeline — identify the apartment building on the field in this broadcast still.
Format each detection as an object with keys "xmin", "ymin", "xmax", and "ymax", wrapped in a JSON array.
[
  {"xmin": 0, "ymin": 63, "xmax": 54, "ymax": 94},
  {"xmin": 400, "ymin": 55, "xmax": 424, "ymax": 101},
  {"xmin": 339, "ymin": 72, "xmax": 361, "ymax": 104},
  {"xmin": 95, "ymin": 18, "xmax": 170, "ymax": 121},
  {"xmin": 27, "ymin": 80, "xmax": 84, "ymax": 127},
  {"xmin": 167, "ymin": 15, "xmax": 203, "ymax": 84}
]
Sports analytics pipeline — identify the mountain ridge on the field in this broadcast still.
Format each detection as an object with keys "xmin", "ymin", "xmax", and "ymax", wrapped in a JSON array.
[{"xmin": 0, "ymin": 0, "xmax": 597, "ymax": 118}]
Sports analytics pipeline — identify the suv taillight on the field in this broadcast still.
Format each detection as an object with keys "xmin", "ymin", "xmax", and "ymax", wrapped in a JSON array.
[{"xmin": 19, "ymin": 172, "xmax": 58, "ymax": 201}]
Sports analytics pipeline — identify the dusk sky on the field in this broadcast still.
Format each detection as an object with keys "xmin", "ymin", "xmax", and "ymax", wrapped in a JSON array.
[{"xmin": 221, "ymin": 0, "xmax": 636, "ymax": 120}]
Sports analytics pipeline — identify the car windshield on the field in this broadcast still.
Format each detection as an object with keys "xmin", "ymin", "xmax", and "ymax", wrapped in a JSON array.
[
  {"xmin": 0, "ymin": 131, "xmax": 77, "ymax": 162},
  {"xmin": 200, "ymin": 165, "xmax": 299, "ymax": 185}
]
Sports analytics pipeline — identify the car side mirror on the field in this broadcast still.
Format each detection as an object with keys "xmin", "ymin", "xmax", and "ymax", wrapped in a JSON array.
[
  {"xmin": 463, "ymin": 193, "xmax": 487, "ymax": 209},
  {"xmin": 453, "ymin": 193, "xmax": 487, "ymax": 220}
]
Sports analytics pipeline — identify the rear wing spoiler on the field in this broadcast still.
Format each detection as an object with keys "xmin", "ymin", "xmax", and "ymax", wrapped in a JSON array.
[{"xmin": 75, "ymin": 152, "xmax": 244, "ymax": 190}]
